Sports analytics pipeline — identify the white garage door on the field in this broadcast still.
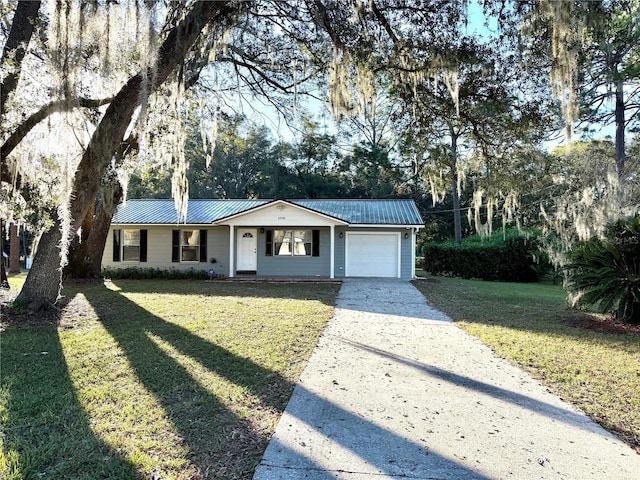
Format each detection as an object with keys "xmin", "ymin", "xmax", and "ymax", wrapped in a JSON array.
[{"xmin": 346, "ymin": 232, "xmax": 400, "ymax": 277}]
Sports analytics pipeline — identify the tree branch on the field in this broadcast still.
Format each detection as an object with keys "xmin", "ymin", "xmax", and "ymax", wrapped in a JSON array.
[
  {"xmin": 1, "ymin": 1, "xmax": 41, "ymax": 111},
  {"xmin": 369, "ymin": 0, "xmax": 399, "ymax": 45},
  {"xmin": 1, "ymin": 96, "xmax": 114, "ymax": 168}
]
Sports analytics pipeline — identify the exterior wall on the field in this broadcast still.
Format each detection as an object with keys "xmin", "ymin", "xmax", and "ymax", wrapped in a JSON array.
[
  {"xmin": 255, "ymin": 227, "xmax": 331, "ymax": 277},
  {"xmin": 334, "ymin": 227, "xmax": 415, "ymax": 279},
  {"xmin": 103, "ymin": 224, "xmax": 416, "ymax": 279},
  {"xmin": 102, "ymin": 225, "xmax": 229, "ymax": 273}
]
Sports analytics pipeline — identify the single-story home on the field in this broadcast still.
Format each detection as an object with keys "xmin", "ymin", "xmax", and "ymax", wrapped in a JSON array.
[{"xmin": 102, "ymin": 198, "xmax": 424, "ymax": 279}]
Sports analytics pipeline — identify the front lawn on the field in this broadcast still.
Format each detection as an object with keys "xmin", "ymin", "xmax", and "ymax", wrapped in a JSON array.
[
  {"xmin": 1, "ymin": 278, "xmax": 340, "ymax": 479},
  {"xmin": 413, "ymin": 276, "xmax": 640, "ymax": 452}
]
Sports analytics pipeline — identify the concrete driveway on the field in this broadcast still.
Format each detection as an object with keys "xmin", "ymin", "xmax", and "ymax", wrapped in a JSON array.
[{"xmin": 253, "ymin": 279, "xmax": 640, "ymax": 479}]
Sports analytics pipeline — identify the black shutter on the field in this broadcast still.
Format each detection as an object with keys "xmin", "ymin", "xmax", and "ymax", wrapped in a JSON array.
[
  {"xmin": 112, "ymin": 229, "xmax": 121, "ymax": 262},
  {"xmin": 265, "ymin": 230, "xmax": 273, "ymax": 256},
  {"xmin": 199, "ymin": 229, "xmax": 207, "ymax": 262},
  {"xmin": 312, "ymin": 229, "xmax": 320, "ymax": 257},
  {"xmin": 172, "ymin": 230, "xmax": 180, "ymax": 262},
  {"xmin": 140, "ymin": 229, "xmax": 147, "ymax": 262}
]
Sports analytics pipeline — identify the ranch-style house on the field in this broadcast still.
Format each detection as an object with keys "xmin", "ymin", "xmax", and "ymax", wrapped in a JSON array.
[{"xmin": 102, "ymin": 198, "xmax": 424, "ymax": 279}]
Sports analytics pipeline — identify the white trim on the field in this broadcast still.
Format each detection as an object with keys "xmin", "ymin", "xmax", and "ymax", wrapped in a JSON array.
[
  {"xmin": 345, "ymin": 231, "xmax": 401, "ymax": 278},
  {"xmin": 229, "ymin": 227, "xmax": 235, "ymax": 277},
  {"xmin": 330, "ymin": 225, "xmax": 335, "ymax": 279},
  {"xmin": 411, "ymin": 228, "xmax": 416, "ymax": 278}
]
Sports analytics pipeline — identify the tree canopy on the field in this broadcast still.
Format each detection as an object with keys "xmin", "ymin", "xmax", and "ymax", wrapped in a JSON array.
[{"xmin": 2, "ymin": 0, "xmax": 640, "ymax": 306}]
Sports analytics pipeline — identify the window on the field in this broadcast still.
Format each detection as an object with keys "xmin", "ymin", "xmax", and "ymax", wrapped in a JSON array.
[
  {"xmin": 112, "ymin": 229, "xmax": 147, "ymax": 262},
  {"xmin": 172, "ymin": 229, "xmax": 207, "ymax": 263},
  {"xmin": 182, "ymin": 230, "xmax": 200, "ymax": 262},
  {"xmin": 267, "ymin": 229, "xmax": 319, "ymax": 257},
  {"xmin": 123, "ymin": 230, "xmax": 140, "ymax": 261}
]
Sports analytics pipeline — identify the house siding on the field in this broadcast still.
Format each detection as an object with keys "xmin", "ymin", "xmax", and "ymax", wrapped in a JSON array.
[
  {"xmin": 255, "ymin": 228, "xmax": 331, "ymax": 277},
  {"xmin": 334, "ymin": 227, "xmax": 414, "ymax": 279},
  {"xmin": 103, "ymin": 226, "xmax": 228, "ymax": 273}
]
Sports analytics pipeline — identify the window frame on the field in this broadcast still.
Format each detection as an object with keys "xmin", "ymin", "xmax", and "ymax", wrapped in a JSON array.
[
  {"xmin": 122, "ymin": 229, "xmax": 141, "ymax": 262},
  {"xmin": 181, "ymin": 229, "xmax": 200, "ymax": 263},
  {"xmin": 266, "ymin": 229, "xmax": 320, "ymax": 257},
  {"xmin": 112, "ymin": 228, "xmax": 147, "ymax": 263},
  {"xmin": 172, "ymin": 229, "xmax": 207, "ymax": 263}
]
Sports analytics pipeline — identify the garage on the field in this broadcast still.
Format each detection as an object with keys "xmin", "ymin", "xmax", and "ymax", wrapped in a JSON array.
[{"xmin": 345, "ymin": 232, "xmax": 400, "ymax": 278}]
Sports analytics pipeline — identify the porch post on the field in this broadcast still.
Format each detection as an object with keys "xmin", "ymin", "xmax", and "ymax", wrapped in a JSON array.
[
  {"xmin": 229, "ymin": 226, "xmax": 235, "ymax": 278},
  {"xmin": 411, "ymin": 228, "xmax": 416, "ymax": 278},
  {"xmin": 330, "ymin": 224, "xmax": 335, "ymax": 279}
]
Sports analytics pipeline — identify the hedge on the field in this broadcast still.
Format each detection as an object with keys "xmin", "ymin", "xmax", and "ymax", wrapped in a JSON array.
[
  {"xmin": 422, "ymin": 233, "xmax": 546, "ymax": 282},
  {"xmin": 102, "ymin": 267, "xmax": 222, "ymax": 280}
]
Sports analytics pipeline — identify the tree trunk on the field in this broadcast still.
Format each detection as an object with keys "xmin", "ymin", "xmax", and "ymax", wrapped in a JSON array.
[
  {"xmin": 450, "ymin": 133, "xmax": 462, "ymax": 245},
  {"xmin": 16, "ymin": 220, "xmax": 63, "ymax": 309},
  {"xmin": 64, "ymin": 202, "xmax": 95, "ymax": 278},
  {"xmin": 17, "ymin": 1, "xmax": 239, "ymax": 306},
  {"xmin": 615, "ymin": 79, "xmax": 626, "ymax": 178},
  {"xmin": 1, "ymin": 262, "xmax": 8, "ymax": 289},
  {"xmin": 76, "ymin": 184, "xmax": 123, "ymax": 279},
  {"xmin": 1, "ymin": 220, "xmax": 8, "ymax": 288},
  {"xmin": 9, "ymin": 223, "xmax": 20, "ymax": 273}
]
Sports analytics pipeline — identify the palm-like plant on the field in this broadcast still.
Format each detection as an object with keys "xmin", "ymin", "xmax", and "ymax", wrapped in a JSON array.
[{"xmin": 566, "ymin": 216, "xmax": 640, "ymax": 324}]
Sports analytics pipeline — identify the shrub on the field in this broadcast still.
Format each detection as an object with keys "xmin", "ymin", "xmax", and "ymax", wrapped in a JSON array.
[
  {"xmin": 422, "ymin": 230, "xmax": 547, "ymax": 282},
  {"xmin": 565, "ymin": 215, "xmax": 640, "ymax": 324},
  {"xmin": 102, "ymin": 267, "xmax": 220, "ymax": 280}
]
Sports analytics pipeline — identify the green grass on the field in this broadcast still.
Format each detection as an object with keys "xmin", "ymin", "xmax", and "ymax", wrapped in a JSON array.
[
  {"xmin": 413, "ymin": 276, "xmax": 640, "ymax": 452},
  {"xmin": 1, "ymin": 278, "xmax": 340, "ymax": 479}
]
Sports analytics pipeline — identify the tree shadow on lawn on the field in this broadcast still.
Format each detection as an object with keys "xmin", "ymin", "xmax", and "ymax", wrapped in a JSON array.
[
  {"xmin": 104, "ymin": 278, "xmax": 340, "ymax": 306},
  {"xmin": 82, "ymin": 285, "xmax": 303, "ymax": 479},
  {"xmin": 1, "ymin": 319, "xmax": 141, "ymax": 480},
  {"xmin": 411, "ymin": 280, "xmax": 639, "ymax": 349}
]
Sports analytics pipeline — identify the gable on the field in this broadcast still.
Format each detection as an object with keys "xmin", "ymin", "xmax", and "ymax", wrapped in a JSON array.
[{"xmin": 218, "ymin": 200, "xmax": 347, "ymax": 227}]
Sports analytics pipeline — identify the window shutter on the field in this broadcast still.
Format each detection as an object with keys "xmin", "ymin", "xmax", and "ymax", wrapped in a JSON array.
[
  {"xmin": 172, "ymin": 230, "xmax": 180, "ymax": 262},
  {"xmin": 140, "ymin": 229, "xmax": 148, "ymax": 262},
  {"xmin": 265, "ymin": 230, "xmax": 273, "ymax": 256},
  {"xmin": 199, "ymin": 229, "xmax": 207, "ymax": 262},
  {"xmin": 312, "ymin": 229, "xmax": 320, "ymax": 257},
  {"xmin": 112, "ymin": 229, "xmax": 121, "ymax": 262}
]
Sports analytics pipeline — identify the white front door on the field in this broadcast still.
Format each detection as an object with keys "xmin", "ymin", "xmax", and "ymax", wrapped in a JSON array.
[{"xmin": 237, "ymin": 228, "xmax": 257, "ymax": 271}]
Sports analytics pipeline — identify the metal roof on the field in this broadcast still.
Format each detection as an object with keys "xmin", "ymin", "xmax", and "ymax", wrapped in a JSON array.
[
  {"xmin": 111, "ymin": 199, "xmax": 423, "ymax": 226},
  {"xmin": 290, "ymin": 199, "xmax": 423, "ymax": 225},
  {"xmin": 111, "ymin": 199, "xmax": 269, "ymax": 224}
]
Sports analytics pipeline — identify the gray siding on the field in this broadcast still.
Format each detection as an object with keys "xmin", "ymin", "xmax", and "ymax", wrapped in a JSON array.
[
  {"xmin": 335, "ymin": 227, "xmax": 414, "ymax": 279},
  {"xmin": 400, "ymin": 229, "xmax": 413, "ymax": 279},
  {"xmin": 334, "ymin": 227, "xmax": 347, "ymax": 277},
  {"xmin": 256, "ymin": 228, "xmax": 331, "ymax": 277}
]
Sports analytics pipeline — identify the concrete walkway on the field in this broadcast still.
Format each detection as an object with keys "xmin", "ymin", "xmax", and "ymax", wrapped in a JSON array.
[{"xmin": 253, "ymin": 279, "xmax": 640, "ymax": 479}]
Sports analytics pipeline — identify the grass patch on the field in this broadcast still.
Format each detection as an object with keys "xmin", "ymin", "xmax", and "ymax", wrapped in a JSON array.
[
  {"xmin": 1, "ymin": 279, "xmax": 340, "ymax": 479},
  {"xmin": 413, "ymin": 276, "xmax": 640, "ymax": 452}
]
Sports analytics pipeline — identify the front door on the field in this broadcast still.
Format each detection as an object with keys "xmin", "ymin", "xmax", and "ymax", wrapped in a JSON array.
[{"xmin": 237, "ymin": 228, "xmax": 257, "ymax": 271}]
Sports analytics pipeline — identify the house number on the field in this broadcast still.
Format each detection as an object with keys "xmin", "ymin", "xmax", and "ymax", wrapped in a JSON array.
[{"xmin": 278, "ymin": 216, "xmax": 286, "ymax": 220}]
